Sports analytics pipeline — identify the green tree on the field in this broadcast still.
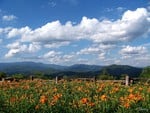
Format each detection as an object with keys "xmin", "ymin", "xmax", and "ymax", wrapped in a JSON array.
[
  {"xmin": 34, "ymin": 72, "xmax": 45, "ymax": 79},
  {"xmin": 101, "ymin": 68, "xmax": 109, "ymax": 76},
  {"xmin": 12, "ymin": 74, "xmax": 24, "ymax": 79},
  {"xmin": 98, "ymin": 74, "xmax": 114, "ymax": 80},
  {"xmin": 140, "ymin": 66, "xmax": 150, "ymax": 78},
  {"xmin": 120, "ymin": 74, "xmax": 128, "ymax": 80},
  {"xmin": 98, "ymin": 69, "xmax": 114, "ymax": 80},
  {"xmin": 0, "ymin": 72, "xmax": 6, "ymax": 80},
  {"xmin": 63, "ymin": 75, "xmax": 69, "ymax": 80}
]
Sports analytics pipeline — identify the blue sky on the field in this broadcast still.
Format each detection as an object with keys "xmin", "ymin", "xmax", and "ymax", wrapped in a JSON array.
[{"xmin": 0, "ymin": 0, "xmax": 150, "ymax": 67}]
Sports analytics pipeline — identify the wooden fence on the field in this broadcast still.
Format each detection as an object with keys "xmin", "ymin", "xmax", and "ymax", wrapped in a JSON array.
[
  {"xmin": 1, "ymin": 75, "xmax": 149, "ymax": 86},
  {"xmin": 55, "ymin": 75, "xmax": 150, "ymax": 86}
]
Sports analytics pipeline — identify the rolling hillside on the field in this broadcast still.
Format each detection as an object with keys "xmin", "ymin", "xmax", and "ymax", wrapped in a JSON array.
[{"xmin": 0, "ymin": 62, "xmax": 143, "ymax": 77}]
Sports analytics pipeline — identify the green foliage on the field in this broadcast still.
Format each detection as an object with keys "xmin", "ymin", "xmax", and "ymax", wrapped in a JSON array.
[
  {"xmin": 0, "ymin": 72, "xmax": 6, "ymax": 79},
  {"xmin": 63, "ymin": 75, "xmax": 69, "ymax": 80},
  {"xmin": 34, "ymin": 72, "xmax": 45, "ymax": 79},
  {"xmin": 140, "ymin": 66, "xmax": 150, "ymax": 78},
  {"xmin": 101, "ymin": 69, "xmax": 109, "ymax": 76},
  {"xmin": 12, "ymin": 73, "xmax": 24, "ymax": 79},
  {"xmin": 98, "ymin": 69, "xmax": 114, "ymax": 80},
  {"xmin": 98, "ymin": 74, "xmax": 114, "ymax": 80},
  {"xmin": 120, "ymin": 74, "xmax": 128, "ymax": 80}
]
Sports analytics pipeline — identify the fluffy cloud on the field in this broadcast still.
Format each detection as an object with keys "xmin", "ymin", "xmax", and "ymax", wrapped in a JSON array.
[
  {"xmin": 77, "ymin": 43, "xmax": 114, "ymax": 57},
  {"xmin": 5, "ymin": 42, "xmax": 27, "ymax": 58},
  {"xmin": 94, "ymin": 44, "xmax": 116, "ymax": 50},
  {"xmin": 92, "ymin": 8, "xmax": 150, "ymax": 43},
  {"xmin": 44, "ymin": 41, "xmax": 70, "ymax": 48},
  {"xmin": 120, "ymin": 45, "xmax": 147, "ymax": 55},
  {"xmin": 7, "ymin": 26, "xmax": 31, "ymax": 38},
  {"xmin": 134, "ymin": 55, "xmax": 150, "ymax": 66},
  {"xmin": 117, "ymin": 7, "xmax": 126, "ymax": 12},
  {"xmin": 77, "ymin": 47, "xmax": 102, "ymax": 55},
  {"xmin": 21, "ymin": 21, "xmax": 83, "ymax": 43},
  {"xmin": 28, "ymin": 43, "xmax": 41, "ymax": 53},
  {"xmin": 42, "ymin": 51, "xmax": 74, "ymax": 64},
  {"xmin": 2, "ymin": 15, "xmax": 17, "ymax": 21},
  {"xmin": 76, "ymin": 46, "xmax": 106, "ymax": 61},
  {"xmin": 5, "ymin": 17, "xmax": 99, "ymax": 44},
  {"xmin": 120, "ymin": 45, "xmax": 148, "ymax": 59},
  {"xmin": 0, "ymin": 27, "xmax": 12, "ymax": 35},
  {"xmin": 5, "ymin": 42, "xmax": 41, "ymax": 58},
  {"xmin": 43, "ymin": 51, "xmax": 62, "ymax": 59},
  {"xmin": 4, "ymin": 8, "xmax": 149, "ymax": 46},
  {"xmin": 98, "ymin": 53, "xmax": 105, "ymax": 60}
]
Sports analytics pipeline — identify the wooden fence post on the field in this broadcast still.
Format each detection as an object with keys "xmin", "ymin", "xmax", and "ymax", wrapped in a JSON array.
[
  {"xmin": 30, "ymin": 76, "xmax": 33, "ymax": 81},
  {"xmin": 2, "ymin": 78, "xmax": 5, "ymax": 82},
  {"xmin": 125, "ymin": 75, "xmax": 129, "ymax": 86},
  {"xmin": 56, "ymin": 76, "xmax": 58, "ymax": 84}
]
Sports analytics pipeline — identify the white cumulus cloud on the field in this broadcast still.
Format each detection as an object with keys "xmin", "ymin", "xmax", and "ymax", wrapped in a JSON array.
[
  {"xmin": 43, "ymin": 51, "xmax": 62, "ymax": 59},
  {"xmin": 77, "ymin": 47, "xmax": 102, "ymax": 55},
  {"xmin": 5, "ymin": 42, "xmax": 41, "ymax": 58},
  {"xmin": 5, "ymin": 42, "xmax": 27, "ymax": 58},
  {"xmin": 4, "ymin": 8, "xmax": 149, "ymax": 46},
  {"xmin": 7, "ymin": 26, "xmax": 31, "ymax": 38},
  {"xmin": 28, "ymin": 43, "xmax": 41, "ymax": 53},
  {"xmin": 2, "ymin": 15, "xmax": 17, "ymax": 21},
  {"xmin": 120, "ymin": 45, "xmax": 148, "ymax": 60},
  {"xmin": 44, "ymin": 41, "xmax": 70, "ymax": 48},
  {"xmin": 120, "ymin": 45, "xmax": 147, "ymax": 55}
]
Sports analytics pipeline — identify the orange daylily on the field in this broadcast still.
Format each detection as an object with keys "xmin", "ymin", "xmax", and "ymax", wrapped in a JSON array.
[
  {"xmin": 39, "ymin": 95, "xmax": 48, "ymax": 104},
  {"xmin": 80, "ymin": 98, "xmax": 89, "ymax": 104},
  {"xmin": 100, "ymin": 94, "xmax": 107, "ymax": 101}
]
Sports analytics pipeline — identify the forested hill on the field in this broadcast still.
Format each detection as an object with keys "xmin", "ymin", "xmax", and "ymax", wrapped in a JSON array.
[
  {"xmin": 0, "ymin": 62, "xmax": 143, "ymax": 77},
  {"xmin": 101, "ymin": 64, "xmax": 142, "ymax": 77}
]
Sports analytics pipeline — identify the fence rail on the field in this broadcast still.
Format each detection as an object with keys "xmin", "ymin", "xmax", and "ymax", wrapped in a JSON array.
[
  {"xmin": 55, "ymin": 75, "xmax": 150, "ymax": 86},
  {"xmin": 1, "ymin": 75, "xmax": 150, "ymax": 86},
  {"xmin": 96, "ymin": 80, "xmax": 124, "ymax": 83}
]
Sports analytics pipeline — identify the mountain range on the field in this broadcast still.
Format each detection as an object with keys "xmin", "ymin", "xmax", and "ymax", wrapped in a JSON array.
[{"xmin": 0, "ymin": 62, "xmax": 143, "ymax": 78}]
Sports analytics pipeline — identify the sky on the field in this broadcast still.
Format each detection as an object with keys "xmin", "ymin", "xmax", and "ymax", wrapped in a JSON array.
[{"xmin": 0, "ymin": 0, "xmax": 150, "ymax": 67}]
